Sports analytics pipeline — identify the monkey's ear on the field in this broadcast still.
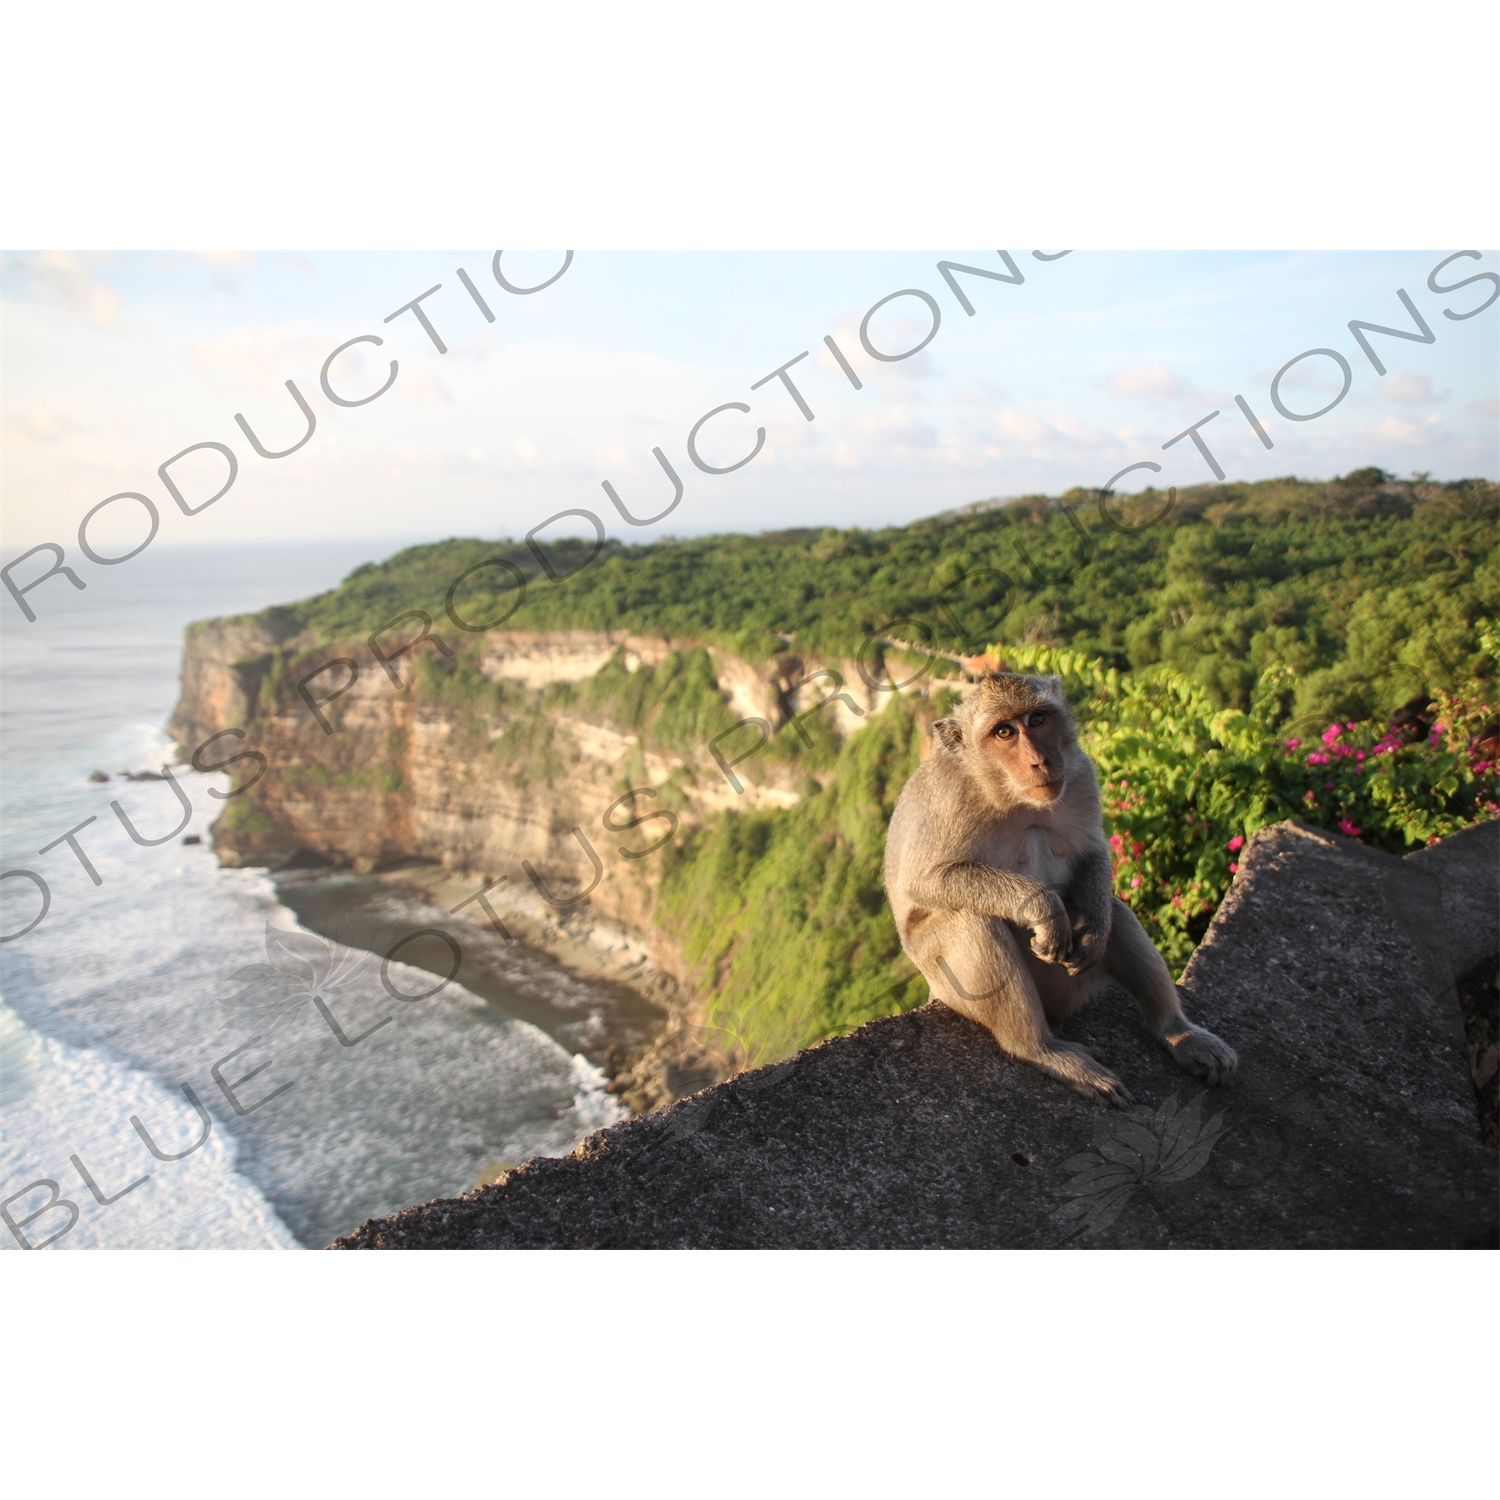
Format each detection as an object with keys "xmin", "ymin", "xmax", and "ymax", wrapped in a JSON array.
[{"xmin": 932, "ymin": 717, "xmax": 965, "ymax": 753}]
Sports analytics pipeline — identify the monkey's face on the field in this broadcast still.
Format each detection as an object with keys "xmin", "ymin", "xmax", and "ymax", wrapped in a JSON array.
[{"xmin": 978, "ymin": 702, "xmax": 1067, "ymax": 803}]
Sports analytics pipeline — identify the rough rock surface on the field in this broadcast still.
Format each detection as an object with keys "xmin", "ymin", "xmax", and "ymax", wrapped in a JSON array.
[
  {"xmin": 332, "ymin": 819, "xmax": 1498, "ymax": 1250},
  {"xmin": 1405, "ymin": 827, "xmax": 1500, "ymax": 1145}
]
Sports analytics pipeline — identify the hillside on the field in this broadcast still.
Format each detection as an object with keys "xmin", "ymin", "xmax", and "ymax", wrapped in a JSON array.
[
  {"xmin": 172, "ymin": 470, "xmax": 1499, "ymax": 1092},
  {"xmin": 245, "ymin": 469, "xmax": 1497, "ymax": 729}
]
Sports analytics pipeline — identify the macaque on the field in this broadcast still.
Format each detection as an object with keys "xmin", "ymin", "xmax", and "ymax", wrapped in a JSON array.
[{"xmin": 884, "ymin": 673, "xmax": 1237, "ymax": 1106}]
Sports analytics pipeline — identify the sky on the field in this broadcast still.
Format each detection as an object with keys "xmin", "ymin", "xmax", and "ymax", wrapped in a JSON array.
[{"xmin": 2, "ymin": 249, "xmax": 1496, "ymax": 568}]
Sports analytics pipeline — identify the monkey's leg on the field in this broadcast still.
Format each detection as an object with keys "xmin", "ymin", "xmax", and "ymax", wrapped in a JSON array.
[
  {"xmin": 914, "ymin": 910, "xmax": 1133, "ymax": 1108},
  {"xmin": 1102, "ymin": 897, "xmax": 1238, "ymax": 1085}
]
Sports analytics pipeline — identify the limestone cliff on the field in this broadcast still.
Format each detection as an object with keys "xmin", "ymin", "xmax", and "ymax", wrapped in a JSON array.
[{"xmin": 167, "ymin": 617, "xmax": 895, "ymax": 1107}]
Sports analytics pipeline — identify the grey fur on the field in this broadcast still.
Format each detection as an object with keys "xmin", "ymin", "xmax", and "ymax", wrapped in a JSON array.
[{"xmin": 884, "ymin": 674, "xmax": 1237, "ymax": 1106}]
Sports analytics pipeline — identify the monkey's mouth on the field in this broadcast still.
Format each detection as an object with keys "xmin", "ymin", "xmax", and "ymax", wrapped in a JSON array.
[{"xmin": 1021, "ymin": 776, "xmax": 1064, "ymax": 801}]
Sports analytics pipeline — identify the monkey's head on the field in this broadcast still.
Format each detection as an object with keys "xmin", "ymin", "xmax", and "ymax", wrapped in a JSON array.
[{"xmin": 932, "ymin": 673, "xmax": 1076, "ymax": 805}]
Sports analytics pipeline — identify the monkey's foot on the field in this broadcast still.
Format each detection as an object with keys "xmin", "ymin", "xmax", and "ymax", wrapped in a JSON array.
[
  {"xmin": 1040, "ymin": 1041, "xmax": 1134, "ymax": 1109},
  {"xmin": 1161, "ymin": 1025, "xmax": 1237, "ymax": 1086}
]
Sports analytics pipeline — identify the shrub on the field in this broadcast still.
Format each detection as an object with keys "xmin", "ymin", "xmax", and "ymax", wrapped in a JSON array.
[{"xmin": 1000, "ymin": 638, "xmax": 1499, "ymax": 972}]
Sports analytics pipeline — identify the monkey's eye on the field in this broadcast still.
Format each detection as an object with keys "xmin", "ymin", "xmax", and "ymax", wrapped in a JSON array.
[
  {"xmin": 993, "ymin": 723, "xmax": 1015, "ymax": 739},
  {"xmin": 1027, "ymin": 711, "xmax": 1048, "ymax": 727}
]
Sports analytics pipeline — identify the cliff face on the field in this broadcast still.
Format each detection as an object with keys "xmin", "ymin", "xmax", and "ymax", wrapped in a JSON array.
[
  {"xmin": 167, "ymin": 619, "xmax": 892, "ymax": 1103},
  {"xmin": 170, "ymin": 618, "xmax": 293, "ymax": 750}
]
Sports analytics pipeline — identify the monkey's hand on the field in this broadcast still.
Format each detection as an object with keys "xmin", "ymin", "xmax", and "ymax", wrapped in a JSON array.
[
  {"xmin": 1062, "ymin": 918, "xmax": 1108, "ymax": 976},
  {"xmin": 1017, "ymin": 887, "xmax": 1072, "ymax": 966},
  {"xmin": 1061, "ymin": 903, "xmax": 1111, "ymax": 976}
]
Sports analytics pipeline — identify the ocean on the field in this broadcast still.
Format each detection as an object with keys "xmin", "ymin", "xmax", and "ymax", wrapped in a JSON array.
[{"xmin": 0, "ymin": 542, "xmax": 629, "ymax": 1250}]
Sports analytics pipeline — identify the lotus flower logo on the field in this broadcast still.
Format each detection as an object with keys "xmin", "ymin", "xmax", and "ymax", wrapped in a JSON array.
[
  {"xmin": 1055, "ymin": 1090, "xmax": 1229, "ymax": 1241},
  {"xmin": 220, "ymin": 922, "xmax": 382, "ymax": 1043}
]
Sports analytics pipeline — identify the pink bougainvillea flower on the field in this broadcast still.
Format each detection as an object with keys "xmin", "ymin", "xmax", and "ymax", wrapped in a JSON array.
[
  {"xmin": 1109, "ymin": 833, "xmax": 1123, "ymax": 851},
  {"xmin": 1283, "ymin": 738, "xmax": 1302, "ymax": 751},
  {"xmin": 1228, "ymin": 862, "xmax": 1238, "ymax": 874},
  {"xmin": 1130, "ymin": 876, "xmax": 1142, "ymax": 889},
  {"xmin": 1227, "ymin": 835, "xmax": 1245, "ymax": 851},
  {"xmin": 1338, "ymin": 818, "xmax": 1362, "ymax": 837}
]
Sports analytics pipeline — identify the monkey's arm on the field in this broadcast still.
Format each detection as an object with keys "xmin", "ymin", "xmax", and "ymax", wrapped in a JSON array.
[
  {"xmin": 904, "ymin": 861, "xmax": 1072, "ymax": 964},
  {"xmin": 1062, "ymin": 842, "xmax": 1115, "ymax": 975}
]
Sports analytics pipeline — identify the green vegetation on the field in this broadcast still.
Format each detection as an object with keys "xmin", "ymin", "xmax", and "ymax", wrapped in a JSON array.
[
  {"xmin": 657, "ymin": 695, "xmax": 928, "ymax": 1066},
  {"xmin": 1000, "ymin": 639, "xmax": 1500, "ymax": 973},
  {"xmin": 248, "ymin": 469, "xmax": 1496, "ymax": 735},
  {"xmin": 567, "ymin": 647, "xmax": 740, "ymax": 758},
  {"xmin": 238, "ymin": 469, "xmax": 1497, "ymax": 1065},
  {"xmin": 219, "ymin": 798, "xmax": 275, "ymax": 836}
]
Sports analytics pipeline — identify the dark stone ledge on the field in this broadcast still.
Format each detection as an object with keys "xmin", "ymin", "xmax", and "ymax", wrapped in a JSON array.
[{"xmin": 332, "ymin": 820, "xmax": 1498, "ymax": 1250}]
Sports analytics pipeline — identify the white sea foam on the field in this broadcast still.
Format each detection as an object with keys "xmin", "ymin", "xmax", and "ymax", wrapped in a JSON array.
[
  {"xmin": 2, "ymin": 562, "xmax": 629, "ymax": 1250},
  {"xmin": 0, "ymin": 1001, "xmax": 299, "ymax": 1250}
]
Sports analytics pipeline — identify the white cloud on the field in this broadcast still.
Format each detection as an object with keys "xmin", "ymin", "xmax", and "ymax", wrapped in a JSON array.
[
  {"xmin": 949, "ymin": 378, "xmax": 1009, "ymax": 408},
  {"xmin": 446, "ymin": 328, "xmax": 505, "ymax": 362},
  {"xmin": 2, "ymin": 404, "xmax": 79, "ymax": 446},
  {"xmin": 395, "ymin": 370, "xmax": 452, "ymax": 408},
  {"xmin": 1256, "ymin": 353, "xmax": 1345, "ymax": 396},
  {"xmin": 7, "ymin": 251, "xmax": 121, "ymax": 330},
  {"xmin": 188, "ymin": 326, "xmax": 330, "ymax": 389},
  {"xmin": 194, "ymin": 252, "xmax": 259, "ymax": 270},
  {"xmin": 1363, "ymin": 413, "xmax": 1446, "ymax": 447},
  {"xmin": 835, "ymin": 310, "xmax": 943, "ymax": 384},
  {"xmin": 1049, "ymin": 413, "xmax": 1112, "ymax": 449},
  {"xmin": 1107, "ymin": 363, "xmax": 1191, "ymax": 399},
  {"xmin": 1381, "ymin": 371, "xmax": 1438, "ymax": 404},
  {"xmin": 993, "ymin": 408, "xmax": 1051, "ymax": 445},
  {"xmin": 1471, "ymin": 396, "xmax": 1499, "ymax": 418},
  {"xmin": 855, "ymin": 406, "xmax": 938, "ymax": 448}
]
